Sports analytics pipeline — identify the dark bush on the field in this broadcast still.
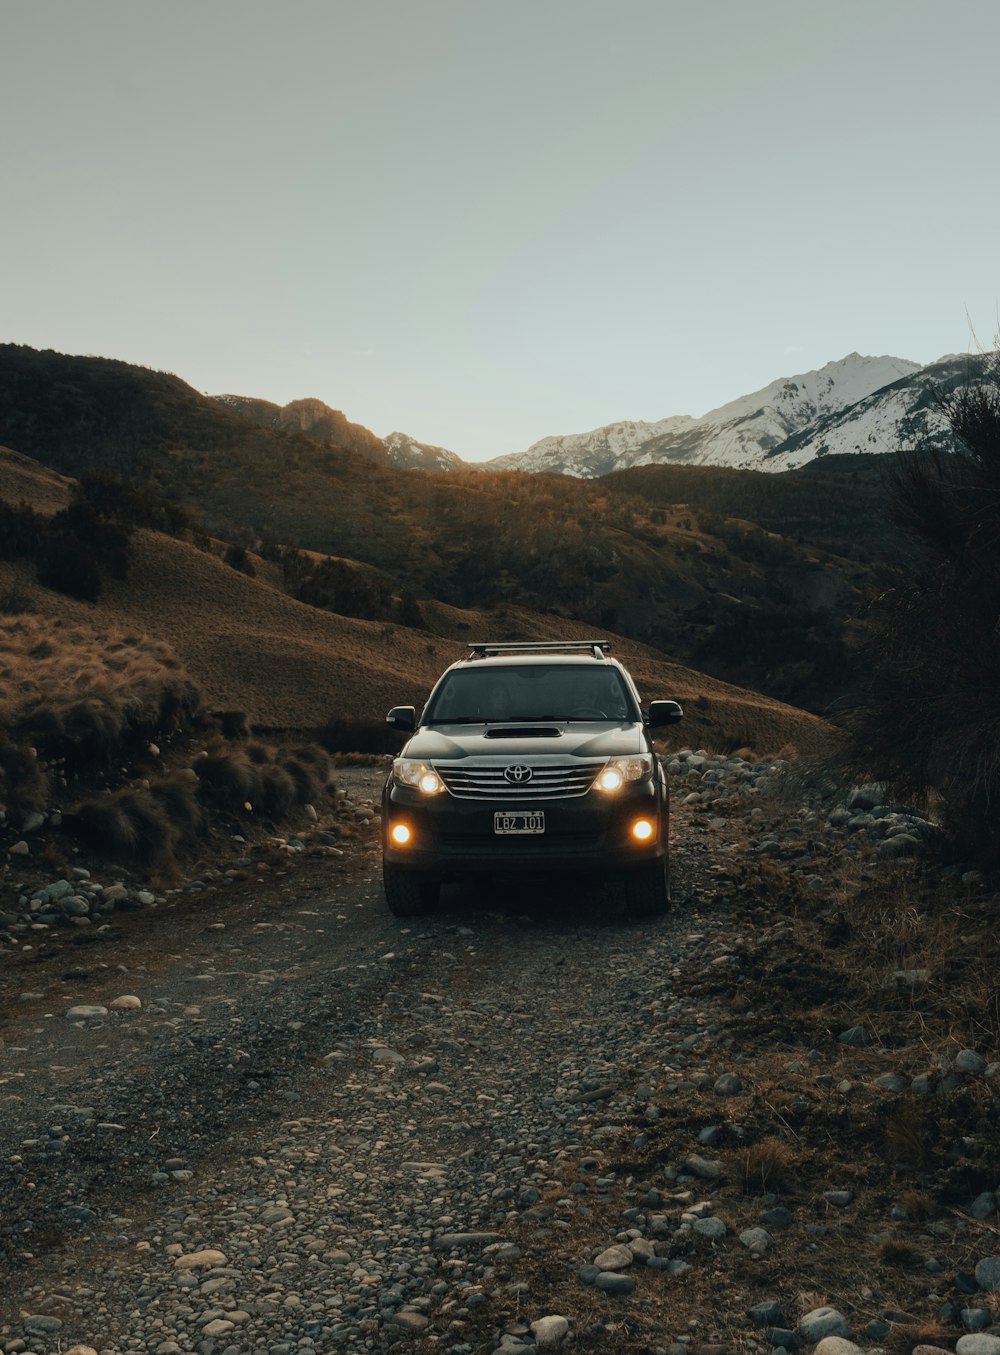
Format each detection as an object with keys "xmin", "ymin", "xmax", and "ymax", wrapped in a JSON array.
[
  {"xmin": 36, "ymin": 533, "xmax": 103, "ymax": 601},
  {"xmin": 842, "ymin": 357, "xmax": 1000, "ymax": 858},
  {"xmin": 224, "ymin": 543, "xmax": 256, "ymax": 576},
  {"xmin": 0, "ymin": 498, "xmax": 45, "ymax": 561}
]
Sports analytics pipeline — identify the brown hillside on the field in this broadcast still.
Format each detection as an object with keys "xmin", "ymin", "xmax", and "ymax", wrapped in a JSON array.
[{"xmin": 0, "ymin": 518, "xmax": 828, "ymax": 755}]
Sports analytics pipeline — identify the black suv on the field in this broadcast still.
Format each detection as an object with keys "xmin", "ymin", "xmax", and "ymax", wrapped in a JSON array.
[{"xmin": 381, "ymin": 641, "xmax": 682, "ymax": 916}]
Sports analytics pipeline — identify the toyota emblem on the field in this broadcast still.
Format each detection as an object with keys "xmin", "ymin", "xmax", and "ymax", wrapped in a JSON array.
[{"xmin": 504, "ymin": 764, "xmax": 533, "ymax": 783}]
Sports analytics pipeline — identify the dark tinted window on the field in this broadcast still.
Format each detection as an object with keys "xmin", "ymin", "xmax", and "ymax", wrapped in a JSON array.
[{"xmin": 424, "ymin": 664, "xmax": 637, "ymax": 724}]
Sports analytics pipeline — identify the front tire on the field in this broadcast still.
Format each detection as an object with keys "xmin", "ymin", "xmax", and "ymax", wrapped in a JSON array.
[
  {"xmin": 623, "ymin": 861, "xmax": 669, "ymax": 917},
  {"xmin": 383, "ymin": 863, "xmax": 439, "ymax": 917}
]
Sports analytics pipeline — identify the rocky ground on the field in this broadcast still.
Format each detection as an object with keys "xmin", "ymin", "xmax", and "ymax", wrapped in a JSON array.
[{"xmin": 0, "ymin": 754, "xmax": 998, "ymax": 1355}]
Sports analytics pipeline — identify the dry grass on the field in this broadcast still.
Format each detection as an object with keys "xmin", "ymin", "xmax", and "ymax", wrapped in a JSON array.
[
  {"xmin": 734, "ymin": 1135, "xmax": 798, "ymax": 1193},
  {"xmin": 0, "ymin": 614, "xmax": 200, "ymax": 766}
]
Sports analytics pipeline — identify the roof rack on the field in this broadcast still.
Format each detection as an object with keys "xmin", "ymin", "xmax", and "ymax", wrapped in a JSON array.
[{"xmin": 466, "ymin": 640, "xmax": 611, "ymax": 660}]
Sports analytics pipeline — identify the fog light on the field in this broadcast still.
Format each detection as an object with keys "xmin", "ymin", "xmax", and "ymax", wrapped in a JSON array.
[
  {"xmin": 631, "ymin": 818, "xmax": 655, "ymax": 842},
  {"xmin": 390, "ymin": 823, "xmax": 412, "ymax": 846}
]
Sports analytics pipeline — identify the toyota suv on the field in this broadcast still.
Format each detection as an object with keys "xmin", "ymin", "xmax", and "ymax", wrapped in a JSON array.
[{"xmin": 381, "ymin": 641, "xmax": 682, "ymax": 916}]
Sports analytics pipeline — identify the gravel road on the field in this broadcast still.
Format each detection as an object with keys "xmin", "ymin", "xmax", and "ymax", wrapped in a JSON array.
[{"xmin": 2, "ymin": 761, "xmax": 998, "ymax": 1355}]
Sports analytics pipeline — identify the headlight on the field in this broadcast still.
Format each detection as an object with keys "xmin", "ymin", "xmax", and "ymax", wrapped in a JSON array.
[
  {"xmin": 593, "ymin": 755, "xmax": 653, "ymax": 793},
  {"xmin": 393, "ymin": 759, "xmax": 446, "ymax": 795}
]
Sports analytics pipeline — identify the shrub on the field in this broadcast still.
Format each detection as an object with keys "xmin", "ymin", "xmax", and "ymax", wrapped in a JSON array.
[
  {"xmin": 224, "ymin": 543, "xmax": 256, "ymax": 576},
  {"xmin": 36, "ymin": 533, "xmax": 103, "ymax": 601},
  {"xmin": 842, "ymin": 356, "xmax": 1000, "ymax": 858},
  {"xmin": 68, "ymin": 785, "xmax": 180, "ymax": 863}
]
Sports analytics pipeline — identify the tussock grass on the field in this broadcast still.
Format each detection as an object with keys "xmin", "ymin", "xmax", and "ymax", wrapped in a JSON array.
[
  {"xmin": 0, "ymin": 615, "xmax": 200, "ymax": 768},
  {"xmin": 734, "ymin": 1135, "xmax": 798, "ymax": 1194}
]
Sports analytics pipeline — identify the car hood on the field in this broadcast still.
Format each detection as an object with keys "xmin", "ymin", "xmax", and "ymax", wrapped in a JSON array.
[{"xmin": 401, "ymin": 722, "xmax": 647, "ymax": 761}]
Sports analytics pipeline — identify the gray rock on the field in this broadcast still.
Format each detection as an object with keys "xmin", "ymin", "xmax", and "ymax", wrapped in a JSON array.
[
  {"xmin": 760, "ymin": 1207, "xmax": 792, "ymax": 1229},
  {"xmin": 9, "ymin": 840, "xmax": 29, "ymax": 856},
  {"xmin": 749, "ymin": 1302, "xmax": 785, "ymax": 1326},
  {"xmin": 578, "ymin": 1264, "xmax": 600, "ymax": 1285},
  {"xmin": 594, "ymin": 1271, "xmax": 635, "ymax": 1295},
  {"xmin": 22, "ymin": 811, "xmax": 45, "ymax": 832},
  {"xmin": 956, "ymin": 1049, "xmax": 987, "ymax": 1075},
  {"xmin": 975, "ymin": 1256, "xmax": 1000, "ymax": 1291},
  {"xmin": 433, "ymin": 1232, "xmax": 500, "ymax": 1250},
  {"xmin": 66, "ymin": 1005, "xmax": 108, "ymax": 1020},
  {"xmin": 714, "ymin": 1072, "xmax": 743, "ymax": 1095},
  {"xmin": 823, "ymin": 1190, "xmax": 852, "ymax": 1208},
  {"xmin": 739, "ymin": 1227, "xmax": 773, "ymax": 1251},
  {"xmin": 692, "ymin": 1216, "xmax": 726, "ymax": 1240},
  {"xmin": 969, "ymin": 1194, "xmax": 997, "ymax": 1220},
  {"xmin": 877, "ymin": 834, "xmax": 921, "ymax": 859},
  {"xmin": 838, "ymin": 1026, "xmax": 871, "ymax": 1047},
  {"xmin": 24, "ymin": 1315, "xmax": 63, "ymax": 1332},
  {"xmin": 593, "ymin": 1244, "xmax": 633, "ymax": 1271},
  {"xmin": 956, "ymin": 1338, "xmax": 1000, "ymax": 1355},
  {"xmin": 684, "ymin": 1153, "xmax": 724, "ymax": 1179},
  {"xmin": 530, "ymin": 1316, "xmax": 569, "ymax": 1347},
  {"xmin": 961, "ymin": 1310, "xmax": 992, "ymax": 1332},
  {"xmin": 387, "ymin": 1311, "xmax": 429, "ymax": 1332},
  {"xmin": 814, "ymin": 1340, "xmax": 864, "ymax": 1355},
  {"xmin": 799, "ymin": 1308, "xmax": 851, "ymax": 1342}
]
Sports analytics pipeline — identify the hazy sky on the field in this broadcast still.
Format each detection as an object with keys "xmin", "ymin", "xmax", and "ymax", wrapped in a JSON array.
[{"xmin": 2, "ymin": 1, "xmax": 998, "ymax": 458}]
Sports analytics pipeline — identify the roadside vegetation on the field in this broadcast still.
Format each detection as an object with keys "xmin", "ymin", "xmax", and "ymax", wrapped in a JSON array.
[
  {"xmin": 0, "ymin": 613, "xmax": 336, "ymax": 870},
  {"xmin": 843, "ymin": 353, "xmax": 1000, "ymax": 861}
]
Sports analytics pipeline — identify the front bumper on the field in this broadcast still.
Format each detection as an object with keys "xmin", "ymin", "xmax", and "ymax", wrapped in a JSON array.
[{"xmin": 382, "ymin": 778, "xmax": 668, "ymax": 881}]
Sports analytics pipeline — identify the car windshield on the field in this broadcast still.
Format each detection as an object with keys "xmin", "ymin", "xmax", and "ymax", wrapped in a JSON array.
[{"xmin": 423, "ymin": 664, "xmax": 637, "ymax": 724}]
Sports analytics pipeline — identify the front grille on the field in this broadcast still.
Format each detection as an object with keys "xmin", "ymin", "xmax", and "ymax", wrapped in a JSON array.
[{"xmin": 437, "ymin": 761, "xmax": 600, "ymax": 801}]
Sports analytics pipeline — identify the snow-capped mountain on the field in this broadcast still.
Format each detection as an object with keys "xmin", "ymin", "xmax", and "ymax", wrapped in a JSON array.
[
  {"xmin": 480, "ymin": 353, "xmax": 936, "ymax": 476},
  {"xmin": 383, "ymin": 431, "xmax": 467, "ymax": 472}
]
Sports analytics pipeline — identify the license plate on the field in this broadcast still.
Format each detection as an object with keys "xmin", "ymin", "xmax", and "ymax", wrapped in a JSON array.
[{"xmin": 494, "ymin": 810, "xmax": 545, "ymax": 835}]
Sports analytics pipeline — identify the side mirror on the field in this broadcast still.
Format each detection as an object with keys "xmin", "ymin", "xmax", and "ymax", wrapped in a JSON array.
[
  {"xmin": 648, "ymin": 700, "xmax": 683, "ymax": 728},
  {"xmin": 386, "ymin": 705, "xmax": 416, "ymax": 732}
]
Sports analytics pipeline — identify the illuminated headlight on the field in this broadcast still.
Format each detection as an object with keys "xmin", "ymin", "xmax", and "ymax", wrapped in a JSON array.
[
  {"xmin": 393, "ymin": 759, "xmax": 446, "ymax": 795},
  {"xmin": 390, "ymin": 822, "xmax": 412, "ymax": 845},
  {"xmin": 593, "ymin": 755, "xmax": 653, "ymax": 793}
]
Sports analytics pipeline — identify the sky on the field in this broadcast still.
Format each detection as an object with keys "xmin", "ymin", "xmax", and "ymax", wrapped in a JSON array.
[{"xmin": 2, "ymin": 0, "xmax": 999, "ymax": 460}]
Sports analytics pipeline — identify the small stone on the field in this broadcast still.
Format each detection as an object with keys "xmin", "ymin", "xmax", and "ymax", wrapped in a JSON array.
[
  {"xmin": 799, "ymin": 1308, "xmax": 850, "ymax": 1342},
  {"xmin": 693, "ymin": 1217, "xmax": 727, "ymax": 1239},
  {"xmin": 684, "ymin": 1153, "xmax": 724, "ymax": 1180},
  {"xmin": 110, "ymin": 994, "xmax": 142, "ymax": 1011},
  {"xmin": 749, "ymin": 1302, "xmax": 785, "ymax": 1326},
  {"xmin": 203, "ymin": 1320, "xmax": 235, "ymax": 1337},
  {"xmin": 760, "ymin": 1207, "xmax": 792, "ymax": 1229},
  {"xmin": 975, "ymin": 1256, "xmax": 1000, "ymax": 1291},
  {"xmin": 714, "ymin": 1072, "xmax": 743, "ymax": 1095},
  {"xmin": 955, "ymin": 1050, "xmax": 987, "ymax": 1075},
  {"xmin": 65, "ymin": 1346, "xmax": 100, "ymax": 1355},
  {"xmin": 838, "ymin": 1026, "xmax": 871, "ymax": 1047},
  {"xmin": 739, "ymin": 1227, "xmax": 773, "ymax": 1252},
  {"xmin": 578, "ymin": 1264, "xmax": 601, "ymax": 1285},
  {"xmin": 388, "ymin": 1311, "xmax": 430, "ymax": 1332},
  {"xmin": 66, "ymin": 1005, "xmax": 108, "ymax": 1020},
  {"xmin": 9, "ymin": 840, "xmax": 29, "ymax": 855},
  {"xmin": 22, "ymin": 811, "xmax": 45, "ymax": 832},
  {"xmin": 969, "ymin": 1194, "xmax": 997, "ymax": 1220},
  {"xmin": 956, "ymin": 1338, "xmax": 1000, "ymax": 1355},
  {"xmin": 24, "ymin": 1315, "xmax": 62, "ymax": 1333},
  {"xmin": 433, "ymin": 1231, "xmax": 500, "ymax": 1250},
  {"xmin": 961, "ymin": 1311, "xmax": 992, "ymax": 1332},
  {"xmin": 766, "ymin": 1328, "xmax": 800, "ymax": 1350},
  {"xmin": 531, "ymin": 1316, "xmax": 570, "ymax": 1347},
  {"xmin": 823, "ymin": 1190, "xmax": 853, "ymax": 1208},
  {"xmin": 593, "ymin": 1244, "xmax": 633, "ymax": 1271},
  {"xmin": 594, "ymin": 1271, "xmax": 636, "ymax": 1295},
  {"xmin": 814, "ymin": 1340, "xmax": 864, "ymax": 1355},
  {"xmin": 174, "ymin": 1248, "xmax": 227, "ymax": 1268}
]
